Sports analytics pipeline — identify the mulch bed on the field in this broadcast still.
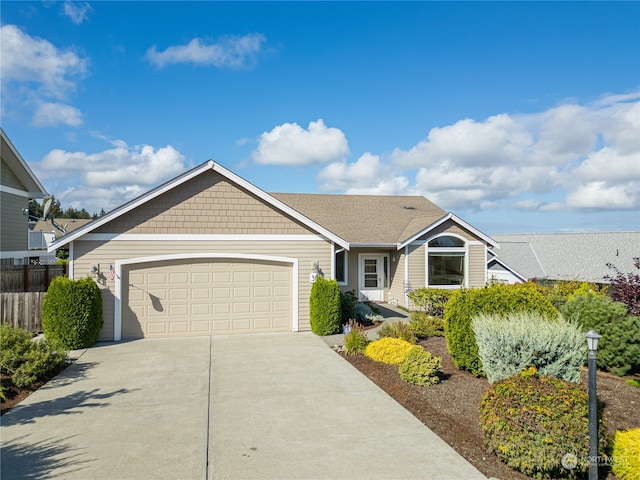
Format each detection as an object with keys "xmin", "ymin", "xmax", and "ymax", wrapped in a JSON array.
[
  {"xmin": 341, "ymin": 336, "xmax": 640, "ymax": 480},
  {"xmin": 1, "ymin": 362, "xmax": 70, "ymax": 416}
]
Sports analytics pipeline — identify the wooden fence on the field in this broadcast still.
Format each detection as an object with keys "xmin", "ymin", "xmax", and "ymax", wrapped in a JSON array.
[
  {"xmin": 0, "ymin": 292, "xmax": 46, "ymax": 333},
  {"xmin": 0, "ymin": 264, "xmax": 67, "ymax": 293}
]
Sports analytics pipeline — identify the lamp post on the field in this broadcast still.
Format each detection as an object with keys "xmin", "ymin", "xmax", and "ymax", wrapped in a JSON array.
[{"xmin": 585, "ymin": 329, "xmax": 601, "ymax": 480}]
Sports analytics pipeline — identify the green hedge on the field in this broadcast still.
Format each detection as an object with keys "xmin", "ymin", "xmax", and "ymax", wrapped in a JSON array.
[
  {"xmin": 444, "ymin": 282, "xmax": 558, "ymax": 376},
  {"xmin": 309, "ymin": 277, "xmax": 341, "ymax": 335},
  {"xmin": 42, "ymin": 276, "xmax": 103, "ymax": 349}
]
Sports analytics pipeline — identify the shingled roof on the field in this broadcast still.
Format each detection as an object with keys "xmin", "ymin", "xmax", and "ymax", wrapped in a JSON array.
[
  {"xmin": 270, "ymin": 193, "xmax": 446, "ymax": 244},
  {"xmin": 492, "ymin": 232, "xmax": 640, "ymax": 283}
]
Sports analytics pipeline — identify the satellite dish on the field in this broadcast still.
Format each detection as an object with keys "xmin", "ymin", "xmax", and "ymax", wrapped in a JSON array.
[{"xmin": 42, "ymin": 198, "xmax": 53, "ymax": 220}]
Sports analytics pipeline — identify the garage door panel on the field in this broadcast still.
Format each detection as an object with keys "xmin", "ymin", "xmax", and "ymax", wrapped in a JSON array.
[{"xmin": 123, "ymin": 258, "xmax": 292, "ymax": 339}]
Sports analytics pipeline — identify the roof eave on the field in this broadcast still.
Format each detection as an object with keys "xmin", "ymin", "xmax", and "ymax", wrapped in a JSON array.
[
  {"xmin": 49, "ymin": 160, "xmax": 351, "ymax": 252},
  {"xmin": 397, "ymin": 212, "xmax": 499, "ymax": 249},
  {"xmin": 1, "ymin": 128, "xmax": 48, "ymax": 196}
]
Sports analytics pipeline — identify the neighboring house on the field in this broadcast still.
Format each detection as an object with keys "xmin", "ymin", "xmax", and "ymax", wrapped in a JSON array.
[
  {"xmin": 490, "ymin": 232, "xmax": 640, "ymax": 284},
  {"xmin": 29, "ymin": 218, "xmax": 93, "ymax": 249},
  {"xmin": 49, "ymin": 160, "xmax": 497, "ymax": 341},
  {"xmin": 0, "ymin": 129, "xmax": 54, "ymax": 265}
]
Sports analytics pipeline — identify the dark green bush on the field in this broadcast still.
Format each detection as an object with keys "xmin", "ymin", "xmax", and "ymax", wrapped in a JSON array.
[
  {"xmin": 563, "ymin": 292, "xmax": 640, "ymax": 376},
  {"xmin": 340, "ymin": 290, "xmax": 358, "ymax": 323},
  {"xmin": 409, "ymin": 311, "xmax": 444, "ymax": 338},
  {"xmin": 0, "ymin": 324, "xmax": 67, "ymax": 388},
  {"xmin": 444, "ymin": 282, "xmax": 557, "ymax": 376},
  {"xmin": 377, "ymin": 321, "xmax": 417, "ymax": 344},
  {"xmin": 407, "ymin": 288, "xmax": 453, "ymax": 316},
  {"xmin": 480, "ymin": 367, "xmax": 607, "ymax": 479},
  {"xmin": 309, "ymin": 277, "xmax": 341, "ymax": 336},
  {"xmin": 42, "ymin": 276, "xmax": 103, "ymax": 349},
  {"xmin": 398, "ymin": 347, "xmax": 442, "ymax": 386}
]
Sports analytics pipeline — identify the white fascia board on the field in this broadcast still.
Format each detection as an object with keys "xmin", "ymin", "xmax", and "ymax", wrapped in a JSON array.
[
  {"xmin": 211, "ymin": 162, "xmax": 349, "ymax": 250},
  {"xmin": 0, "ymin": 185, "xmax": 46, "ymax": 198},
  {"xmin": 50, "ymin": 160, "xmax": 350, "ymax": 252},
  {"xmin": 82, "ymin": 233, "xmax": 325, "ymax": 242},
  {"xmin": 398, "ymin": 212, "xmax": 498, "ymax": 249},
  {"xmin": 349, "ymin": 242, "xmax": 398, "ymax": 249}
]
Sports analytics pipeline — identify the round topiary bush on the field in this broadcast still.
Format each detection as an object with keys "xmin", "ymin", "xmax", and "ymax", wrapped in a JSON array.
[
  {"xmin": 398, "ymin": 346, "xmax": 442, "ymax": 386},
  {"xmin": 479, "ymin": 367, "xmax": 607, "ymax": 479},
  {"xmin": 444, "ymin": 282, "xmax": 558, "ymax": 376},
  {"xmin": 364, "ymin": 337, "xmax": 414, "ymax": 365},
  {"xmin": 42, "ymin": 276, "xmax": 103, "ymax": 350}
]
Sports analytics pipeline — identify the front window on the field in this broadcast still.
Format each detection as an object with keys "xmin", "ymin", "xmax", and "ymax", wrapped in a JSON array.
[
  {"xmin": 427, "ymin": 236, "xmax": 466, "ymax": 287},
  {"xmin": 335, "ymin": 250, "xmax": 346, "ymax": 284}
]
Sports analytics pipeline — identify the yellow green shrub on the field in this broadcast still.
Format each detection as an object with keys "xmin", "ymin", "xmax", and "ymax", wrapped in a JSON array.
[
  {"xmin": 613, "ymin": 428, "xmax": 640, "ymax": 480},
  {"xmin": 364, "ymin": 337, "xmax": 414, "ymax": 364}
]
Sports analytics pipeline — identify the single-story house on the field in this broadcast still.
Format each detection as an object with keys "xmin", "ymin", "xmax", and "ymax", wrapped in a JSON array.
[
  {"xmin": 490, "ymin": 232, "xmax": 640, "ymax": 284},
  {"xmin": 0, "ymin": 128, "xmax": 53, "ymax": 265},
  {"xmin": 49, "ymin": 160, "xmax": 497, "ymax": 341}
]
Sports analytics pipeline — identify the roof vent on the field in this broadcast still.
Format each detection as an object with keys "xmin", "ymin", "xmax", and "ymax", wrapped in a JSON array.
[{"xmin": 403, "ymin": 205, "xmax": 415, "ymax": 210}]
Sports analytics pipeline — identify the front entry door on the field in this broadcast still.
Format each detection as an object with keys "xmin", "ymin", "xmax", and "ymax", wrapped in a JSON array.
[{"xmin": 359, "ymin": 255, "xmax": 385, "ymax": 302}]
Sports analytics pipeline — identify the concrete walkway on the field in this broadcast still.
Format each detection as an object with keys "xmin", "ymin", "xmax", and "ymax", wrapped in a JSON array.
[{"xmin": 1, "ymin": 333, "xmax": 486, "ymax": 480}]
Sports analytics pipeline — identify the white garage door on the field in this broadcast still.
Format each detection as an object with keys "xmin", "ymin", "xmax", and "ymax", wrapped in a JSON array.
[{"xmin": 122, "ymin": 258, "xmax": 292, "ymax": 338}]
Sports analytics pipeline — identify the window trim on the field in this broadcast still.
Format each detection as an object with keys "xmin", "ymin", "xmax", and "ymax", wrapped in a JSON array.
[
  {"xmin": 334, "ymin": 248, "xmax": 348, "ymax": 285},
  {"xmin": 425, "ymin": 233, "xmax": 469, "ymax": 289}
]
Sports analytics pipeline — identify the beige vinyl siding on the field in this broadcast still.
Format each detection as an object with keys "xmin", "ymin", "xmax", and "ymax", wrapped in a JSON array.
[
  {"xmin": 468, "ymin": 243, "xmax": 487, "ymax": 288},
  {"xmin": 73, "ymin": 239, "xmax": 331, "ymax": 340},
  {"xmin": 387, "ymin": 250, "xmax": 406, "ymax": 307},
  {"xmin": 1, "ymin": 191, "xmax": 28, "ymax": 252},
  {"xmin": 406, "ymin": 243, "xmax": 424, "ymax": 308},
  {"xmin": 94, "ymin": 171, "xmax": 311, "ymax": 236}
]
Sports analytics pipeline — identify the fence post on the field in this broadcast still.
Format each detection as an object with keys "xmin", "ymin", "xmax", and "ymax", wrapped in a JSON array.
[
  {"xmin": 23, "ymin": 264, "xmax": 29, "ymax": 292},
  {"xmin": 45, "ymin": 264, "xmax": 50, "ymax": 290}
]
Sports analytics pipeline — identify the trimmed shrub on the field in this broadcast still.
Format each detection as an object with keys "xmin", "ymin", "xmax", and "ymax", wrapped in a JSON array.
[
  {"xmin": 0, "ymin": 324, "xmax": 67, "ymax": 388},
  {"xmin": 42, "ymin": 276, "xmax": 103, "ymax": 350},
  {"xmin": 472, "ymin": 312, "xmax": 586, "ymax": 383},
  {"xmin": 407, "ymin": 288, "xmax": 453, "ymax": 316},
  {"xmin": 343, "ymin": 320, "xmax": 368, "ymax": 355},
  {"xmin": 340, "ymin": 290, "xmax": 357, "ymax": 324},
  {"xmin": 377, "ymin": 321, "xmax": 417, "ymax": 344},
  {"xmin": 409, "ymin": 311, "xmax": 444, "ymax": 338},
  {"xmin": 563, "ymin": 292, "xmax": 640, "ymax": 376},
  {"xmin": 444, "ymin": 282, "xmax": 557, "ymax": 377},
  {"xmin": 612, "ymin": 428, "xmax": 640, "ymax": 480},
  {"xmin": 479, "ymin": 368, "xmax": 607, "ymax": 479},
  {"xmin": 364, "ymin": 337, "xmax": 414, "ymax": 365},
  {"xmin": 398, "ymin": 346, "xmax": 442, "ymax": 386},
  {"xmin": 309, "ymin": 277, "xmax": 341, "ymax": 336}
]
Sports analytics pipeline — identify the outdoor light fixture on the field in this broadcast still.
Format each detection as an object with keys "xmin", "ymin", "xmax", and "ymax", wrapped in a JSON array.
[{"xmin": 585, "ymin": 329, "xmax": 601, "ymax": 480}]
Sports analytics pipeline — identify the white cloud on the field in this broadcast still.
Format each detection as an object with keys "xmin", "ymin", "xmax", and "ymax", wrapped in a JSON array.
[
  {"xmin": 62, "ymin": 2, "xmax": 92, "ymax": 24},
  {"xmin": 252, "ymin": 119, "xmax": 349, "ymax": 166},
  {"xmin": 383, "ymin": 91, "xmax": 640, "ymax": 212},
  {"xmin": 0, "ymin": 24, "xmax": 87, "ymax": 98},
  {"xmin": 32, "ymin": 101, "xmax": 83, "ymax": 127},
  {"xmin": 318, "ymin": 153, "xmax": 408, "ymax": 194},
  {"xmin": 38, "ymin": 140, "xmax": 188, "ymax": 212},
  {"xmin": 146, "ymin": 33, "xmax": 266, "ymax": 69}
]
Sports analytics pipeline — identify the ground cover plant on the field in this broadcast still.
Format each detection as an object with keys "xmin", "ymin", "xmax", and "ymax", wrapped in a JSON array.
[
  {"xmin": 612, "ymin": 428, "xmax": 640, "ymax": 480},
  {"xmin": 364, "ymin": 337, "xmax": 414, "ymax": 364}
]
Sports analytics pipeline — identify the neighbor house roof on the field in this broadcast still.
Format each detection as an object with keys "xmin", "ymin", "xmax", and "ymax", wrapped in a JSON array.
[
  {"xmin": 491, "ymin": 232, "xmax": 640, "ymax": 283},
  {"xmin": 31, "ymin": 218, "xmax": 93, "ymax": 235},
  {"xmin": 1, "ymin": 128, "xmax": 47, "ymax": 196}
]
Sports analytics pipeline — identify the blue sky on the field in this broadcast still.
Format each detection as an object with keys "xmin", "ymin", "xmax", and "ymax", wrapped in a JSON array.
[{"xmin": 2, "ymin": 1, "xmax": 639, "ymax": 234}]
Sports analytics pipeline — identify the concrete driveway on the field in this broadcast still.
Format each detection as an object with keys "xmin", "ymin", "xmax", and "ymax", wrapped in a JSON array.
[{"xmin": 1, "ymin": 333, "xmax": 486, "ymax": 480}]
